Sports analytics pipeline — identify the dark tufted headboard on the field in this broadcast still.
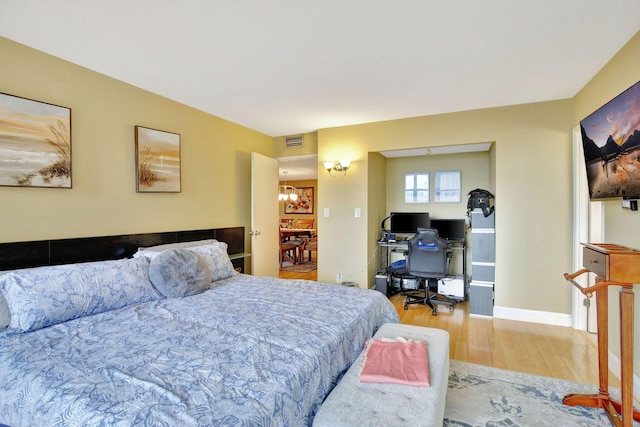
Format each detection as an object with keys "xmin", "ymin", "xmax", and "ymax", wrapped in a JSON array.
[{"xmin": 0, "ymin": 227, "xmax": 246, "ymax": 272}]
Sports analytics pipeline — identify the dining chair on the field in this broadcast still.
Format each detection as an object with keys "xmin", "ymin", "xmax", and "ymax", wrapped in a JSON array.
[
  {"xmin": 280, "ymin": 218, "xmax": 294, "ymax": 229},
  {"xmin": 302, "ymin": 236, "xmax": 317, "ymax": 262},
  {"xmin": 279, "ymin": 226, "xmax": 304, "ymax": 267},
  {"xmin": 296, "ymin": 219, "xmax": 315, "ymax": 229}
]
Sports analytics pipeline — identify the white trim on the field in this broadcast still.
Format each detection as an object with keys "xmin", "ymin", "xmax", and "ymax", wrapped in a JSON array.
[
  {"xmin": 471, "ymin": 229, "xmax": 495, "ymax": 234},
  {"xmin": 571, "ymin": 125, "xmax": 602, "ymax": 332},
  {"xmin": 469, "ymin": 281, "xmax": 494, "ymax": 288},
  {"xmin": 469, "ymin": 314, "xmax": 494, "ymax": 319},
  {"xmin": 572, "ymin": 125, "xmax": 588, "ymax": 331},
  {"xmin": 493, "ymin": 305, "xmax": 572, "ymax": 327},
  {"xmin": 471, "ymin": 261, "xmax": 495, "ymax": 267}
]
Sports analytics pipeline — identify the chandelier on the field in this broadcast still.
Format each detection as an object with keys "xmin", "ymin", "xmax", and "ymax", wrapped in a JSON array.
[{"xmin": 278, "ymin": 171, "xmax": 299, "ymax": 201}]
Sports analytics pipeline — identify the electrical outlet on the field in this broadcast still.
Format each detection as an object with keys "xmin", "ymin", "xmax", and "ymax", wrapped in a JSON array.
[{"xmin": 336, "ymin": 273, "xmax": 342, "ymax": 283}]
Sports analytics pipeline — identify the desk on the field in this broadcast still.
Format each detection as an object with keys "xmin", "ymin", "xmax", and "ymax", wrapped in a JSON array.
[
  {"xmin": 378, "ymin": 239, "xmax": 467, "ymax": 300},
  {"xmin": 563, "ymin": 243, "xmax": 640, "ymax": 427},
  {"xmin": 280, "ymin": 228, "xmax": 314, "ymax": 239}
]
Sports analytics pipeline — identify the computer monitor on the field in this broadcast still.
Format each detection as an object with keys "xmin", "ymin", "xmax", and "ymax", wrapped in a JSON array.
[
  {"xmin": 389, "ymin": 212, "xmax": 430, "ymax": 234},
  {"xmin": 428, "ymin": 218, "xmax": 466, "ymax": 242}
]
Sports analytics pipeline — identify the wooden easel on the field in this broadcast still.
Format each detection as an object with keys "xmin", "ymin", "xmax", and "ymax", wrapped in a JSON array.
[{"xmin": 564, "ymin": 243, "xmax": 640, "ymax": 427}]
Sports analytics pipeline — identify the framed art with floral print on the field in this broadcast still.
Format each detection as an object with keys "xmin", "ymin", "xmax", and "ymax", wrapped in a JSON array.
[
  {"xmin": 0, "ymin": 92, "xmax": 72, "ymax": 188},
  {"xmin": 284, "ymin": 186, "xmax": 314, "ymax": 214},
  {"xmin": 135, "ymin": 125, "xmax": 181, "ymax": 193}
]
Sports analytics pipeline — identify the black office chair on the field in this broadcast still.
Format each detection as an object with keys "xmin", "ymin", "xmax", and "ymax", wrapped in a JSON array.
[{"xmin": 401, "ymin": 228, "xmax": 454, "ymax": 316}]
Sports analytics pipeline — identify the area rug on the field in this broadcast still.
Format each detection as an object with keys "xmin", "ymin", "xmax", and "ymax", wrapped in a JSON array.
[
  {"xmin": 446, "ymin": 360, "xmax": 637, "ymax": 426},
  {"xmin": 280, "ymin": 260, "xmax": 317, "ymax": 273}
]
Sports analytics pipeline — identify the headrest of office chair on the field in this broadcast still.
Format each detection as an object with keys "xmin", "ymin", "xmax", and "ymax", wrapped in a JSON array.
[
  {"xmin": 416, "ymin": 240, "xmax": 438, "ymax": 250},
  {"xmin": 413, "ymin": 228, "xmax": 445, "ymax": 251},
  {"xmin": 415, "ymin": 227, "xmax": 440, "ymax": 241}
]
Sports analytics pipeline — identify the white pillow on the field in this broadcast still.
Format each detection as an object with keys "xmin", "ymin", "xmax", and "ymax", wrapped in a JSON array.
[
  {"xmin": 133, "ymin": 239, "xmax": 218, "ymax": 260},
  {"xmin": 187, "ymin": 242, "xmax": 238, "ymax": 282},
  {"xmin": 0, "ymin": 258, "xmax": 161, "ymax": 333}
]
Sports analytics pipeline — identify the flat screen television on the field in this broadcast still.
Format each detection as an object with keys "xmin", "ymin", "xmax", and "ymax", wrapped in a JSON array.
[
  {"xmin": 580, "ymin": 80, "xmax": 640, "ymax": 200},
  {"xmin": 429, "ymin": 218, "xmax": 466, "ymax": 242},
  {"xmin": 389, "ymin": 212, "xmax": 429, "ymax": 234}
]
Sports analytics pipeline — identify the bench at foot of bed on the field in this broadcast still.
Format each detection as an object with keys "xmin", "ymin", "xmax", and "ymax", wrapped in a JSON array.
[{"xmin": 313, "ymin": 323, "xmax": 450, "ymax": 427}]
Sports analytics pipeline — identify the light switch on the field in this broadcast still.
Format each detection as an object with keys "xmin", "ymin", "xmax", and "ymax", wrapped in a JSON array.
[
  {"xmin": 355, "ymin": 208, "xmax": 361, "ymax": 218},
  {"xmin": 323, "ymin": 208, "xmax": 330, "ymax": 217}
]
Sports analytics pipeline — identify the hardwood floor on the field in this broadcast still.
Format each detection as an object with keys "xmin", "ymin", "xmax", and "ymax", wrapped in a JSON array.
[
  {"xmin": 389, "ymin": 295, "xmax": 611, "ymax": 386},
  {"xmin": 279, "ymin": 265, "xmax": 619, "ymax": 388}
]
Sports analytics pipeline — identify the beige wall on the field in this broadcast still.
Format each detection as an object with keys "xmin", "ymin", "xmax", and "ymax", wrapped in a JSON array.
[
  {"xmin": 573, "ymin": 32, "xmax": 640, "ymax": 371},
  {"xmin": 318, "ymin": 99, "xmax": 574, "ymax": 318},
  {"xmin": 0, "ymin": 37, "xmax": 273, "ymax": 265},
  {"xmin": 385, "ymin": 151, "xmax": 490, "ymax": 217},
  {"xmin": 385, "ymin": 151, "xmax": 490, "ymax": 275}
]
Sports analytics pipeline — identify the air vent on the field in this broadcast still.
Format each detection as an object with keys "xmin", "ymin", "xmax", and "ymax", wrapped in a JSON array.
[{"xmin": 284, "ymin": 135, "xmax": 304, "ymax": 149}]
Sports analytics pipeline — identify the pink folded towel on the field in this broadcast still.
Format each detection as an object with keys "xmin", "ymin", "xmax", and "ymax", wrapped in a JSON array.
[{"xmin": 360, "ymin": 338, "xmax": 430, "ymax": 386}]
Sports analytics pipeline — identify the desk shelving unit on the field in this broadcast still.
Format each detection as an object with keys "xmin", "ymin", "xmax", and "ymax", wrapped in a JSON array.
[{"xmin": 377, "ymin": 239, "xmax": 467, "ymax": 300}]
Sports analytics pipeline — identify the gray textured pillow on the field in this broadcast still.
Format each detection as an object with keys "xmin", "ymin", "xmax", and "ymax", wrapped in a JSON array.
[
  {"xmin": 0, "ymin": 291, "xmax": 9, "ymax": 330},
  {"xmin": 148, "ymin": 249, "xmax": 212, "ymax": 298}
]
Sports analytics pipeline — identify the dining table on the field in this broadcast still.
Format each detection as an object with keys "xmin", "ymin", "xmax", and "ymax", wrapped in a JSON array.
[
  {"xmin": 280, "ymin": 228, "xmax": 315, "ymax": 239},
  {"xmin": 280, "ymin": 228, "xmax": 316, "ymax": 265}
]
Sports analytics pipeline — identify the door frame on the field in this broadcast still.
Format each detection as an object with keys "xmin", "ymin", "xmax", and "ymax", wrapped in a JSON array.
[{"xmin": 571, "ymin": 125, "xmax": 603, "ymax": 331}]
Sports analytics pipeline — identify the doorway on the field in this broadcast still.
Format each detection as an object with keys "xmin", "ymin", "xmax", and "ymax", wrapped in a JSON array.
[{"xmin": 277, "ymin": 154, "xmax": 318, "ymax": 278}]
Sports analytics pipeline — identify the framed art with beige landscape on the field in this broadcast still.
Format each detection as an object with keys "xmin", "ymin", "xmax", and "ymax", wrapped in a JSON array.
[
  {"xmin": 135, "ymin": 125, "xmax": 181, "ymax": 193},
  {"xmin": 0, "ymin": 92, "xmax": 72, "ymax": 189}
]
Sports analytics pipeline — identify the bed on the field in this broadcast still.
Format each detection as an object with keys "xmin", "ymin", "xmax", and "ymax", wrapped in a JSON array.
[{"xmin": 0, "ymin": 228, "xmax": 399, "ymax": 426}]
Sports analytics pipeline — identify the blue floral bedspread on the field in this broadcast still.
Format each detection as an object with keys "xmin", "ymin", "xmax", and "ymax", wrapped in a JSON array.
[{"xmin": 0, "ymin": 275, "xmax": 399, "ymax": 426}]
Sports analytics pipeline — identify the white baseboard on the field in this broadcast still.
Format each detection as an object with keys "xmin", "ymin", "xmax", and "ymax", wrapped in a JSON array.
[{"xmin": 493, "ymin": 305, "xmax": 572, "ymax": 327}]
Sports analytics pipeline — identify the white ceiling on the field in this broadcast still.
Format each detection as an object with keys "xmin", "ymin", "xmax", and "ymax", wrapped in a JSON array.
[
  {"xmin": 277, "ymin": 155, "xmax": 318, "ymax": 181},
  {"xmin": 1, "ymin": 1, "xmax": 638, "ymax": 140}
]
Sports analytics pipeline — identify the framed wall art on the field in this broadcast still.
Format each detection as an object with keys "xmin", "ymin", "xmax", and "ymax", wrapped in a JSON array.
[
  {"xmin": 434, "ymin": 170, "xmax": 461, "ymax": 203},
  {"xmin": 135, "ymin": 126, "xmax": 181, "ymax": 193},
  {"xmin": 0, "ymin": 92, "xmax": 72, "ymax": 188},
  {"xmin": 284, "ymin": 186, "xmax": 314, "ymax": 214}
]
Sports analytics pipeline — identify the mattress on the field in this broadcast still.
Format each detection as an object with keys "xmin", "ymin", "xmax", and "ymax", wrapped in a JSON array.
[{"xmin": 0, "ymin": 274, "xmax": 399, "ymax": 426}]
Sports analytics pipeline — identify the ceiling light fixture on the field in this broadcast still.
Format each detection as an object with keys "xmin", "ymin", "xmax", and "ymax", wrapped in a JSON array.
[
  {"xmin": 278, "ymin": 171, "xmax": 299, "ymax": 201},
  {"xmin": 323, "ymin": 160, "xmax": 351, "ymax": 176}
]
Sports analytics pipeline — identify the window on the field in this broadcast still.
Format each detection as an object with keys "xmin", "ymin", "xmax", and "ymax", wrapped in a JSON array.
[{"xmin": 404, "ymin": 173, "xmax": 429, "ymax": 203}]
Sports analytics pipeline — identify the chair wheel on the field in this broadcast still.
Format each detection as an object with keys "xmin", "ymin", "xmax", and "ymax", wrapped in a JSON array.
[
  {"xmin": 432, "ymin": 309, "xmax": 437, "ymax": 316},
  {"xmin": 404, "ymin": 303, "xmax": 408, "ymax": 310}
]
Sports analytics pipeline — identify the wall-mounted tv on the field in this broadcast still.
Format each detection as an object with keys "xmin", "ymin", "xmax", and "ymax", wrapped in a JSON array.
[
  {"xmin": 389, "ymin": 212, "xmax": 430, "ymax": 234},
  {"xmin": 580, "ymin": 80, "xmax": 640, "ymax": 200}
]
